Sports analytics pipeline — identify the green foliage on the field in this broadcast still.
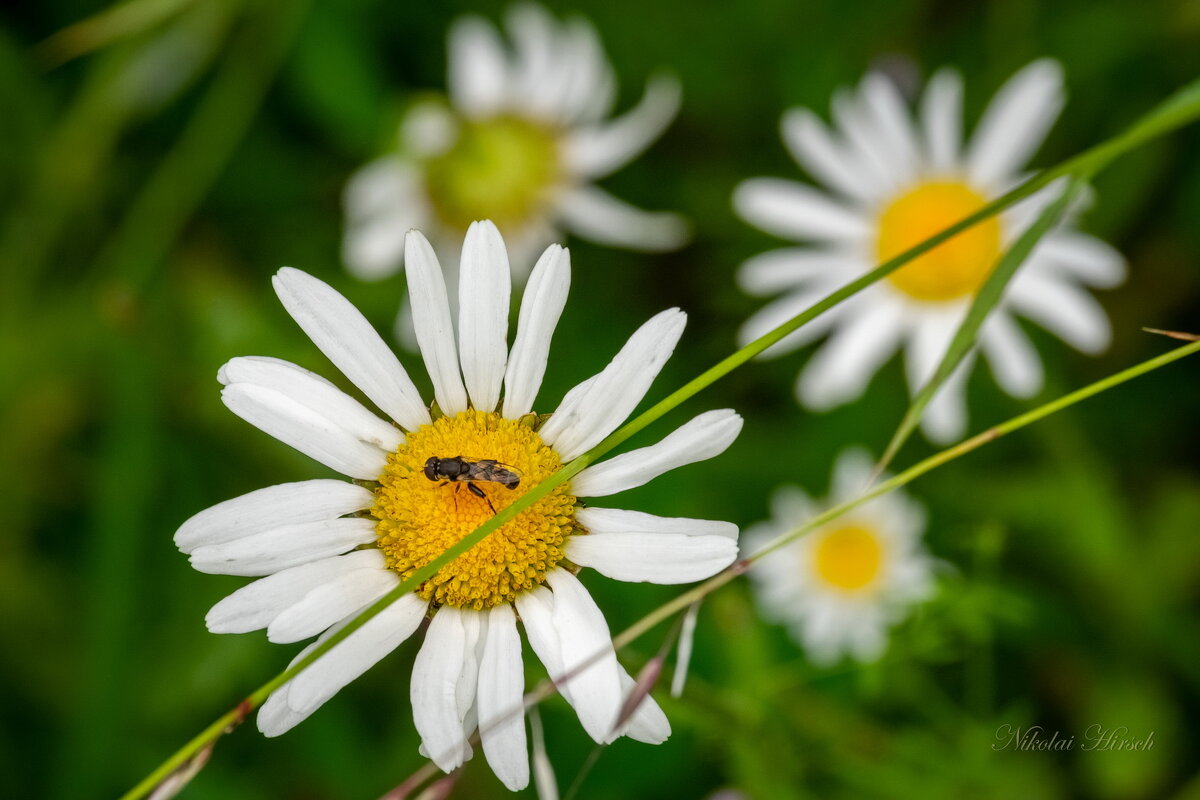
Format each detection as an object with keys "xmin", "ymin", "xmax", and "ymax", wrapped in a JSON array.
[{"xmin": 1, "ymin": 0, "xmax": 1199, "ymax": 798}]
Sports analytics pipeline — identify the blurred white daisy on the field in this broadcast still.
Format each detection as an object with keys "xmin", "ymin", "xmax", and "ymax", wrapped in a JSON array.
[
  {"xmin": 742, "ymin": 449, "xmax": 935, "ymax": 665},
  {"xmin": 734, "ymin": 60, "xmax": 1126, "ymax": 441},
  {"xmin": 344, "ymin": 3, "xmax": 688, "ymax": 339},
  {"xmin": 175, "ymin": 221, "xmax": 740, "ymax": 790}
]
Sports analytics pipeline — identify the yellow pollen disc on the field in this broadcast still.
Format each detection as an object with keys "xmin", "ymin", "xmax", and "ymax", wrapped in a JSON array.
[
  {"xmin": 372, "ymin": 410, "xmax": 576, "ymax": 610},
  {"xmin": 422, "ymin": 115, "xmax": 560, "ymax": 232},
  {"xmin": 812, "ymin": 524, "xmax": 884, "ymax": 592},
  {"xmin": 876, "ymin": 181, "xmax": 1002, "ymax": 302}
]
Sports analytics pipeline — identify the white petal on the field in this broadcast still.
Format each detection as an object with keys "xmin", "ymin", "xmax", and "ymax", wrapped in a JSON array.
[
  {"xmin": 904, "ymin": 310, "xmax": 961, "ymax": 391},
  {"xmin": 515, "ymin": 588, "xmax": 573, "ymax": 704},
  {"xmin": 967, "ymin": 59, "xmax": 1065, "ymax": 187},
  {"xmin": 554, "ymin": 17, "xmax": 613, "ymax": 123},
  {"xmin": 566, "ymin": 533, "xmax": 737, "ymax": 584},
  {"xmin": 221, "ymin": 384, "xmax": 387, "ymax": 480},
  {"xmin": 284, "ymin": 593, "xmax": 428, "ymax": 717},
  {"xmin": 267, "ymin": 566, "xmax": 399, "ymax": 644},
  {"xmin": 670, "ymin": 602, "xmax": 699, "ymax": 698},
  {"xmin": 831, "ymin": 86, "xmax": 902, "ymax": 193},
  {"xmin": 980, "ymin": 314, "xmax": 1044, "ymax": 398},
  {"xmin": 572, "ymin": 409, "xmax": 743, "ymax": 497},
  {"xmin": 859, "ymin": 73, "xmax": 920, "ymax": 185},
  {"xmin": 918, "ymin": 358, "xmax": 972, "ymax": 444},
  {"xmin": 1035, "ymin": 231, "xmax": 1127, "ymax": 288},
  {"xmin": 506, "ymin": 4, "xmax": 557, "ymax": 116},
  {"xmin": 458, "ymin": 221, "xmax": 510, "ymax": 412},
  {"xmin": 405, "ymin": 231, "xmax": 469, "ymax": 416},
  {"xmin": 733, "ymin": 178, "xmax": 871, "ymax": 242},
  {"xmin": 411, "ymin": 607, "xmax": 473, "ymax": 772},
  {"xmin": 206, "ymin": 550, "xmax": 384, "ymax": 634},
  {"xmin": 342, "ymin": 159, "xmax": 425, "ymax": 281},
  {"xmin": 919, "ymin": 68, "xmax": 962, "ymax": 172},
  {"xmin": 737, "ymin": 247, "xmax": 856, "ymax": 296},
  {"xmin": 502, "ymin": 245, "xmax": 571, "ymax": 419},
  {"xmin": 545, "ymin": 570, "xmax": 622, "ymax": 743},
  {"xmin": 779, "ymin": 107, "xmax": 875, "ymax": 202},
  {"xmin": 829, "ymin": 447, "xmax": 876, "ymax": 500},
  {"xmin": 272, "ymin": 268, "xmax": 431, "ymax": 430},
  {"xmin": 188, "ymin": 519, "xmax": 377, "ymax": 576},
  {"xmin": 219, "ymin": 357, "xmax": 403, "ymax": 451},
  {"xmin": 797, "ymin": 300, "xmax": 904, "ymax": 410},
  {"xmin": 477, "ymin": 604, "xmax": 529, "ymax": 791},
  {"xmin": 618, "ymin": 669, "xmax": 670, "ymax": 744},
  {"xmin": 737, "ymin": 288, "xmax": 844, "ymax": 358},
  {"xmin": 557, "ymin": 185, "xmax": 689, "ymax": 252},
  {"xmin": 1010, "ymin": 275, "xmax": 1113, "ymax": 354},
  {"xmin": 448, "ymin": 15, "xmax": 508, "ymax": 118},
  {"xmin": 577, "ymin": 507, "xmax": 738, "ymax": 539},
  {"xmin": 539, "ymin": 308, "xmax": 686, "ymax": 461},
  {"xmin": 175, "ymin": 480, "xmax": 373, "ymax": 554},
  {"xmin": 563, "ymin": 75, "xmax": 680, "ymax": 180}
]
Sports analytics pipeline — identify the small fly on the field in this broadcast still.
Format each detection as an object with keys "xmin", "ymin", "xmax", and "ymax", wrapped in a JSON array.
[{"xmin": 423, "ymin": 456, "xmax": 522, "ymax": 514}]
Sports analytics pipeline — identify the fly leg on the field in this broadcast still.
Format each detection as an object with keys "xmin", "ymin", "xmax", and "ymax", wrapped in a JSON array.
[{"xmin": 466, "ymin": 482, "xmax": 497, "ymax": 514}]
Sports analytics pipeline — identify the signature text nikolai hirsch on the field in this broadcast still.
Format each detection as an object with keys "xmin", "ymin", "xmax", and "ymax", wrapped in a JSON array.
[{"xmin": 993, "ymin": 724, "xmax": 1155, "ymax": 752}]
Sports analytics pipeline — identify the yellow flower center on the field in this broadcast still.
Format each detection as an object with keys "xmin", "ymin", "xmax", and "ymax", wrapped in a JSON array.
[
  {"xmin": 812, "ymin": 524, "xmax": 884, "ymax": 592},
  {"xmin": 876, "ymin": 181, "xmax": 1002, "ymax": 302},
  {"xmin": 422, "ymin": 115, "xmax": 561, "ymax": 232},
  {"xmin": 372, "ymin": 410, "xmax": 577, "ymax": 610}
]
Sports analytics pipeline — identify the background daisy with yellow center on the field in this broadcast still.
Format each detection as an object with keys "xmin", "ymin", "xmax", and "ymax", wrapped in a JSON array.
[
  {"xmin": 742, "ymin": 449, "xmax": 936, "ymax": 666},
  {"xmin": 734, "ymin": 59, "xmax": 1126, "ymax": 441},
  {"xmin": 174, "ymin": 221, "xmax": 742, "ymax": 790},
  {"xmin": 343, "ymin": 3, "xmax": 688, "ymax": 341}
]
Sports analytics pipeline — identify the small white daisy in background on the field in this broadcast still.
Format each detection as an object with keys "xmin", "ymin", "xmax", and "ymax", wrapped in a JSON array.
[
  {"xmin": 344, "ymin": 3, "xmax": 688, "ymax": 341},
  {"xmin": 742, "ymin": 449, "xmax": 936, "ymax": 666},
  {"xmin": 175, "ymin": 221, "xmax": 741, "ymax": 790},
  {"xmin": 734, "ymin": 59, "xmax": 1127, "ymax": 442}
]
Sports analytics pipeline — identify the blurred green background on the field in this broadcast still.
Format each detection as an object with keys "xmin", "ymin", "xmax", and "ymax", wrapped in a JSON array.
[{"xmin": 3, "ymin": 0, "xmax": 1200, "ymax": 797}]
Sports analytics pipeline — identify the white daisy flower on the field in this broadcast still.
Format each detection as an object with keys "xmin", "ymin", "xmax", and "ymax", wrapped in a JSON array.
[
  {"xmin": 175, "ymin": 221, "xmax": 741, "ymax": 790},
  {"xmin": 344, "ymin": 3, "xmax": 688, "ymax": 325},
  {"xmin": 742, "ymin": 449, "xmax": 935, "ymax": 666},
  {"xmin": 734, "ymin": 59, "xmax": 1127, "ymax": 441}
]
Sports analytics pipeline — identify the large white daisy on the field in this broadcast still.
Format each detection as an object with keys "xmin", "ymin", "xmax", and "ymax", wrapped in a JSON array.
[
  {"xmin": 734, "ymin": 59, "xmax": 1126, "ymax": 441},
  {"xmin": 174, "ymin": 221, "xmax": 741, "ymax": 790},
  {"xmin": 344, "ymin": 2, "xmax": 688, "ymax": 333},
  {"xmin": 742, "ymin": 449, "xmax": 935, "ymax": 666}
]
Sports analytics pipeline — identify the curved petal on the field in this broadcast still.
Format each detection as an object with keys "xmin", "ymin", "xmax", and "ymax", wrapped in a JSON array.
[
  {"xmin": 797, "ymin": 300, "xmax": 905, "ymax": 410},
  {"xmin": 188, "ymin": 518, "xmax": 377, "ymax": 576},
  {"xmin": 458, "ymin": 221, "xmax": 511, "ymax": 412},
  {"xmin": 566, "ymin": 532, "xmax": 737, "ymax": 584},
  {"xmin": 918, "ymin": 357, "xmax": 972, "ymax": 444},
  {"xmin": 405, "ymin": 231, "xmax": 469, "ymax": 416},
  {"xmin": 220, "ymin": 384, "xmax": 387, "ymax": 480},
  {"xmin": 563, "ymin": 75, "xmax": 680, "ymax": 180},
  {"xmin": 737, "ymin": 247, "xmax": 857, "ymax": 297},
  {"xmin": 448, "ymin": 15, "xmax": 509, "ymax": 118},
  {"xmin": 506, "ymin": 3, "xmax": 557, "ymax": 116},
  {"xmin": 967, "ymin": 59, "xmax": 1065, "ymax": 187},
  {"xmin": 273, "ymin": 268, "xmax": 430, "ymax": 430},
  {"xmin": 737, "ymin": 287, "xmax": 845, "ymax": 358},
  {"xmin": 919, "ymin": 68, "xmax": 962, "ymax": 172},
  {"xmin": 1010, "ymin": 274, "xmax": 1113, "ymax": 354},
  {"xmin": 618, "ymin": 669, "xmax": 670, "ymax": 744},
  {"xmin": 515, "ymin": 587, "xmax": 573, "ymax": 704},
  {"xmin": 1035, "ymin": 230, "xmax": 1127, "ymax": 288},
  {"xmin": 219, "ymin": 357, "xmax": 403, "ymax": 451},
  {"xmin": 478, "ymin": 604, "xmax": 529, "ymax": 791},
  {"xmin": 206, "ymin": 550, "xmax": 384, "ymax": 634},
  {"xmin": 733, "ymin": 178, "xmax": 871, "ymax": 242},
  {"xmin": 780, "ymin": 107, "xmax": 876, "ymax": 202},
  {"xmin": 980, "ymin": 313, "xmax": 1044, "ymax": 398},
  {"xmin": 558, "ymin": 185, "xmax": 690, "ymax": 252},
  {"xmin": 502, "ymin": 245, "xmax": 571, "ymax": 419},
  {"xmin": 268, "ymin": 566, "xmax": 399, "ymax": 644},
  {"xmin": 831, "ymin": 86, "xmax": 902, "ymax": 193},
  {"xmin": 556, "ymin": 17, "xmax": 614, "ymax": 123},
  {"xmin": 572, "ymin": 409, "xmax": 743, "ymax": 497},
  {"xmin": 859, "ymin": 73, "xmax": 919, "ymax": 186},
  {"xmin": 175, "ymin": 479, "xmax": 373, "ymax": 554},
  {"xmin": 539, "ymin": 308, "xmax": 686, "ymax": 461},
  {"xmin": 545, "ymin": 570, "xmax": 622, "ymax": 743},
  {"xmin": 577, "ymin": 507, "xmax": 738, "ymax": 540},
  {"xmin": 283, "ymin": 593, "xmax": 428, "ymax": 718},
  {"xmin": 412, "ymin": 607, "xmax": 473, "ymax": 772}
]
